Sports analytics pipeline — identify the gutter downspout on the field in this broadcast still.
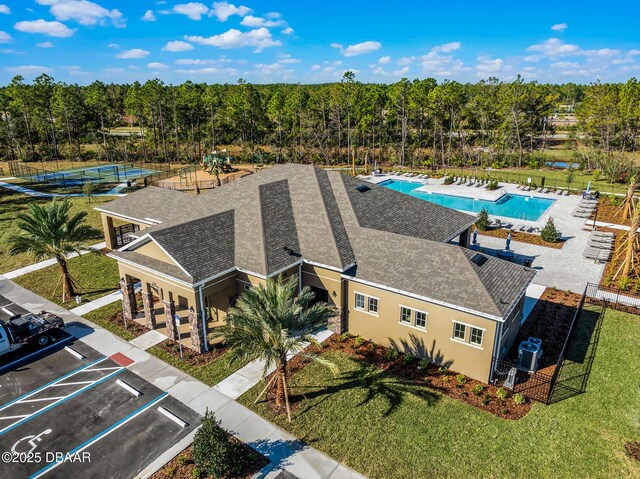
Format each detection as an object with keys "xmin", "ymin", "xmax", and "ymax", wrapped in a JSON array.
[
  {"xmin": 298, "ymin": 263, "xmax": 302, "ymax": 293},
  {"xmin": 198, "ymin": 285, "xmax": 208, "ymax": 352},
  {"xmin": 490, "ymin": 321, "xmax": 503, "ymax": 384}
]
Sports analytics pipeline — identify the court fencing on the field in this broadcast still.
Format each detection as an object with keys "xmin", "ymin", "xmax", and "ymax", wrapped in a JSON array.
[{"xmin": 152, "ymin": 170, "xmax": 252, "ymax": 191}]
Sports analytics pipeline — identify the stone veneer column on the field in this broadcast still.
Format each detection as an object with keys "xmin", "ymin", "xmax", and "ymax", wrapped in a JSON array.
[
  {"xmin": 142, "ymin": 292, "xmax": 156, "ymax": 330},
  {"xmin": 188, "ymin": 308, "xmax": 205, "ymax": 353},
  {"xmin": 119, "ymin": 278, "xmax": 137, "ymax": 321},
  {"xmin": 163, "ymin": 300, "xmax": 178, "ymax": 341},
  {"xmin": 328, "ymin": 312, "xmax": 344, "ymax": 334}
]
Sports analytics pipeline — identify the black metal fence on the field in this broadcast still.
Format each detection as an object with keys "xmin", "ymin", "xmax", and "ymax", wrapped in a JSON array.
[
  {"xmin": 585, "ymin": 281, "xmax": 640, "ymax": 312},
  {"xmin": 115, "ymin": 223, "xmax": 140, "ymax": 247},
  {"xmin": 154, "ymin": 170, "xmax": 252, "ymax": 191}
]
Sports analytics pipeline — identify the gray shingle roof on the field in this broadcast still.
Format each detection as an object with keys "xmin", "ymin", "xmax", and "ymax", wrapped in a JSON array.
[{"xmin": 103, "ymin": 164, "xmax": 534, "ymax": 317}]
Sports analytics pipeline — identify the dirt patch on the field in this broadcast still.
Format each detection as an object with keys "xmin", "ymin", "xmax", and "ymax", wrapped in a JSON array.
[
  {"xmin": 597, "ymin": 227, "xmax": 640, "ymax": 296},
  {"xmin": 478, "ymin": 227, "xmax": 565, "ymax": 249},
  {"xmin": 589, "ymin": 196, "xmax": 630, "ymax": 227},
  {"xmin": 150, "ymin": 443, "xmax": 268, "ymax": 479},
  {"xmin": 508, "ymin": 288, "xmax": 582, "ymax": 375},
  {"xmin": 625, "ymin": 441, "xmax": 640, "ymax": 462}
]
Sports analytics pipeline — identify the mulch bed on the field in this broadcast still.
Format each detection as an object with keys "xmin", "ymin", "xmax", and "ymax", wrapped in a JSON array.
[
  {"xmin": 150, "ymin": 443, "xmax": 268, "ymax": 479},
  {"xmin": 508, "ymin": 288, "xmax": 582, "ymax": 375},
  {"xmin": 261, "ymin": 336, "xmax": 532, "ymax": 420},
  {"xmin": 625, "ymin": 441, "xmax": 640, "ymax": 462},
  {"xmin": 153, "ymin": 338, "xmax": 229, "ymax": 365},
  {"xmin": 478, "ymin": 227, "xmax": 565, "ymax": 249},
  {"xmin": 102, "ymin": 294, "xmax": 148, "ymax": 338},
  {"xmin": 589, "ymin": 196, "xmax": 631, "ymax": 227}
]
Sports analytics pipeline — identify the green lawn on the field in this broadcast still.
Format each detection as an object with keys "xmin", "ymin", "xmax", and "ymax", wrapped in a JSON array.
[
  {"xmin": 82, "ymin": 301, "xmax": 140, "ymax": 341},
  {"xmin": 0, "ymin": 189, "xmax": 105, "ymax": 273},
  {"xmin": 148, "ymin": 343, "xmax": 248, "ymax": 387},
  {"xmin": 239, "ymin": 307, "xmax": 640, "ymax": 479},
  {"xmin": 13, "ymin": 252, "xmax": 119, "ymax": 308}
]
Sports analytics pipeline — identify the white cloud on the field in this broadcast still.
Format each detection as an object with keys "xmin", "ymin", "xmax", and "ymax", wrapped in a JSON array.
[
  {"xmin": 278, "ymin": 54, "xmax": 301, "ymax": 64},
  {"xmin": 240, "ymin": 15, "xmax": 286, "ymax": 28},
  {"xmin": 421, "ymin": 50, "xmax": 468, "ymax": 76},
  {"xmin": 147, "ymin": 62, "xmax": 168, "ymax": 69},
  {"xmin": 341, "ymin": 41, "xmax": 381, "ymax": 57},
  {"xmin": 432, "ymin": 41, "xmax": 461, "ymax": 53},
  {"xmin": 36, "ymin": 41, "xmax": 54, "ymax": 48},
  {"xmin": 210, "ymin": 1, "xmax": 252, "ymax": 21},
  {"xmin": 378, "ymin": 55, "xmax": 391, "ymax": 65},
  {"xmin": 475, "ymin": 56, "xmax": 509, "ymax": 77},
  {"xmin": 551, "ymin": 61, "xmax": 580, "ymax": 69},
  {"xmin": 172, "ymin": 2, "xmax": 209, "ymax": 20},
  {"xmin": 527, "ymin": 38, "xmax": 580, "ymax": 57},
  {"xmin": 330, "ymin": 43, "xmax": 342, "ymax": 49},
  {"xmin": 281, "ymin": 27, "xmax": 294, "ymax": 35},
  {"xmin": 0, "ymin": 49, "xmax": 25, "ymax": 54},
  {"xmin": 108, "ymin": 43, "xmax": 119, "ymax": 48},
  {"xmin": 104, "ymin": 67, "xmax": 124, "ymax": 73},
  {"xmin": 174, "ymin": 66, "xmax": 238, "ymax": 75},
  {"xmin": 311, "ymin": 64, "xmax": 320, "ymax": 71},
  {"xmin": 175, "ymin": 58, "xmax": 215, "ymax": 65},
  {"xmin": 14, "ymin": 19, "xmax": 75, "ymax": 37},
  {"xmin": 116, "ymin": 48, "xmax": 150, "ymax": 59},
  {"xmin": 524, "ymin": 55, "xmax": 540, "ymax": 62},
  {"xmin": 551, "ymin": 23, "xmax": 568, "ymax": 32},
  {"xmin": 142, "ymin": 10, "xmax": 156, "ymax": 21},
  {"xmin": 0, "ymin": 4, "xmax": 10, "ymax": 14},
  {"xmin": 186, "ymin": 28, "xmax": 281, "ymax": 52},
  {"xmin": 583, "ymin": 48, "xmax": 620, "ymax": 58},
  {"xmin": 0, "ymin": 30, "xmax": 10, "ymax": 43},
  {"xmin": 162, "ymin": 40, "xmax": 193, "ymax": 52},
  {"xmin": 627, "ymin": 50, "xmax": 640, "ymax": 56},
  {"xmin": 5, "ymin": 65, "xmax": 53, "ymax": 75},
  {"xmin": 35, "ymin": 0, "xmax": 124, "ymax": 27},
  {"xmin": 397, "ymin": 56, "xmax": 416, "ymax": 66}
]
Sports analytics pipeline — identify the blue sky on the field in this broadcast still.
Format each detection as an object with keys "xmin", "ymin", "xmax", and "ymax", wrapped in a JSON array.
[{"xmin": 0, "ymin": 0, "xmax": 639, "ymax": 85}]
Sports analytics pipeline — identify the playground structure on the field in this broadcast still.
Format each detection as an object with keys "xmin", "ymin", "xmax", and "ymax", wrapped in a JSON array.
[{"xmin": 201, "ymin": 149, "xmax": 234, "ymax": 174}]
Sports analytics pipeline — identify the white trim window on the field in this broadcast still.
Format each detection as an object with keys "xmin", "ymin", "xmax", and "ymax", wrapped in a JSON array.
[
  {"xmin": 400, "ymin": 306, "xmax": 412, "ymax": 324},
  {"xmin": 368, "ymin": 297, "xmax": 378, "ymax": 314},
  {"xmin": 453, "ymin": 322, "xmax": 466, "ymax": 341},
  {"xmin": 470, "ymin": 327, "xmax": 484, "ymax": 346},
  {"xmin": 415, "ymin": 310, "xmax": 427, "ymax": 329},
  {"xmin": 355, "ymin": 293, "xmax": 365, "ymax": 310}
]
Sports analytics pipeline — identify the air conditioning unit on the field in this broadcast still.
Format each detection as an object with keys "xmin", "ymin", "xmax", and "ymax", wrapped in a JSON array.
[
  {"xmin": 517, "ymin": 341, "xmax": 542, "ymax": 372},
  {"xmin": 528, "ymin": 337, "xmax": 543, "ymax": 348}
]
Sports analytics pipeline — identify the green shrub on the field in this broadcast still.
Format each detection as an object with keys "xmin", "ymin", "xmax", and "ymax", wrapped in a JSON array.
[
  {"xmin": 618, "ymin": 276, "xmax": 631, "ymax": 291},
  {"xmin": 456, "ymin": 374, "xmax": 467, "ymax": 386},
  {"xmin": 513, "ymin": 393, "xmax": 526, "ymax": 405},
  {"xmin": 476, "ymin": 208, "xmax": 490, "ymax": 231},
  {"xmin": 540, "ymin": 217, "xmax": 560, "ymax": 243},
  {"xmin": 444, "ymin": 176, "xmax": 454, "ymax": 185},
  {"xmin": 496, "ymin": 387, "xmax": 508, "ymax": 401},
  {"xmin": 472, "ymin": 384, "xmax": 484, "ymax": 396},
  {"xmin": 338, "ymin": 332, "xmax": 350, "ymax": 342},
  {"xmin": 438, "ymin": 366, "xmax": 448, "ymax": 374},
  {"xmin": 354, "ymin": 335, "xmax": 364, "ymax": 347},
  {"xmin": 191, "ymin": 467, "xmax": 201, "ymax": 479},
  {"xmin": 441, "ymin": 375, "xmax": 450, "ymax": 384},
  {"xmin": 384, "ymin": 347, "xmax": 399, "ymax": 360},
  {"xmin": 418, "ymin": 358, "xmax": 429, "ymax": 370},
  {"xmin": 192, "ymin": 410, "xmax": 238, "ymax": 478},
  {"xmin": 403, "ymin": 353, "xmax": 415, "ymax": 364},
  {"xmin": 482, "ymin": 394, "xmax": 492, "ymax": 405},
  {"xmin": 166, "ymin": 466, "xmax": 177, "ymax": 478},
  {"xmin": 178, "ymin": 455, "xmax": 190, "ymax": 466}
]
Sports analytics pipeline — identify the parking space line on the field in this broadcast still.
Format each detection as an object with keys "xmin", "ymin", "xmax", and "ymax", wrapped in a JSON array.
[
  {"xmin": 0, "ymin": 414, "xmax": 29, "ymax": 420},
  {"xmin": 0, "ymin": 336, "xmax": 74, "ymax": 373},
  {"xmin": 83, "ymin": 367, "xmax": 122, "ymax": 372},
  {"xmin": 0, "ymin": 358, "xmax": 106, "ymax": 411},
  {"xmin": 29, "ymin": 392, "xmax": 169, "ymax": 479},
  {"xmin": 0, "ymin": 367, "xmax": 125, "ymax": 435},
  {"xmin": 50, "ymin": 381, "xmax": 95, "ymax": 387},
  {"xmin": 18, "ymin": 397, "xmax": 66, "ymax": 403}
]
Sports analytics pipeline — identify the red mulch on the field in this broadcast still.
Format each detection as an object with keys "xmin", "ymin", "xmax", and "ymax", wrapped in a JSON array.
[
  {"xmin": 104, "ymin": 301, "xmax": 148, "ymax": 338},
  {"xmin": 154, "ymin": 338, "xmax": 229, "ymax": 365},
  {"xmin": 150, "ymin": 444, "xmax": 268, "ymax": 479},
  {"xmin": 589, "ymin": 196, "xmax": 631, "ymax": 227},
  {"xmin": 625, "ymin": 442, "xmax": 640, "ymax": 462},
  {"xmin": 479, "ymin": 228, "xmax": 565, "ymax": 249},
  {"xmin": 508, "ymin": 288, "xmax": 583, "ymax": 375}
]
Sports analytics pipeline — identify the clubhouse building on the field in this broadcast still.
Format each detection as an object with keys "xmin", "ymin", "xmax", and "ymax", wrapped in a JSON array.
[{"xmin": 97, "ymin": 164, "xmax": 535, "ymax": 383}]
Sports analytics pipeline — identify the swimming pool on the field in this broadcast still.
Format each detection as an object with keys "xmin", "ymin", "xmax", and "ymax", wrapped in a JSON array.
[{"xmin": 379, "ymin": 179, "xmax": 555, "ymax": 221}]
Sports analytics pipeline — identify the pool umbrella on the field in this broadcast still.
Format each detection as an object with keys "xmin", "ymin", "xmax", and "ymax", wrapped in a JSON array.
[
  {"xmin": 586, "ymin": 181, "xmax": 591, "ymax": 193},
  {"xmin": 506, "ymin": 232, "xmax": 512, "ymax": 251}
]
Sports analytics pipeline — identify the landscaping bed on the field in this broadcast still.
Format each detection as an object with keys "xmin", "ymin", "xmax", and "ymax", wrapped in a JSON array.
[
  {"xmin": 589, "ymin": 196, "xmax": 630, "ymax": 227},
  {"xmin": 82, "ymin": 294, "xmax": 148, "ymax": 341},
  {"xmin": 150, "ymin": 444, "xmax": 268, "ymax": 479},
  {"xmin": 478, "ymin": 227, "xmax": 565, "ymax": 249},
  {"xmin": 509, "ymin": 287, "xmax": 582, "ymax": 375},
  {"xmin": 147, "ymin": 339, "xmax": 247, "ymax": 387}
]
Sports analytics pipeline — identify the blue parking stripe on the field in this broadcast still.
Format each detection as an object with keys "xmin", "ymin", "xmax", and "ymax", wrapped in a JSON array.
[
  {"xmin": 29, "ymin": 392, "xmax": 168, "ymax": 479},
  {"xmin": 0, "ymin": 368, "xmax": 124, "ymax": 436},
  {"xmin": 0, "ymin": 336, "xmax": 75, "ymax": 374},
  {"xmin": 0, "ymin": 357, "xmax": 105, "ymax": 410}
]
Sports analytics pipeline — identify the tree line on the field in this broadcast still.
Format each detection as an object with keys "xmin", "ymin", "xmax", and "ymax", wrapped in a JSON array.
[{"xmin": 1, "ymin": 73, "xmax": 639, "ymax": 172}]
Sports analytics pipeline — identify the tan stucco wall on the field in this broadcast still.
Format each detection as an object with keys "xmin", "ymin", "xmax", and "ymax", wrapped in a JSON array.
[
  {"xmin": 301, "ymin": 264, "xmax": 343, "ymax": 310},
  {"xmin": 345, "ymin": 280, "xmax": 498, "ymax": 382},
  {"xmin": 132, "ymin": 240, "xmax": 178, "ymax": 266}
]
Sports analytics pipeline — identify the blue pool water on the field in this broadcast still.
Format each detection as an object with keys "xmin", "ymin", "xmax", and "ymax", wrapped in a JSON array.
[{"xmin": 379, "ymin": 180, "xmax": 555, "ymax": 221}]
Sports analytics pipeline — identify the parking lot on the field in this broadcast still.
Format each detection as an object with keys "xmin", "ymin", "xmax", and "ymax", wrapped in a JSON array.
[{"xmin": 0, "ymin": 332, "xmax": 200, "ymax": 478}]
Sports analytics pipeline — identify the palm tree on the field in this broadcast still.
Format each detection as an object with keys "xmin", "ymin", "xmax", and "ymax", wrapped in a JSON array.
[
  {"xmin": 9, "ymin": 199, "xmax": 100, "ymax": 303},
  {"xmin": 212, "ymin": 275, "xmax": 336, "ymax": 419}
]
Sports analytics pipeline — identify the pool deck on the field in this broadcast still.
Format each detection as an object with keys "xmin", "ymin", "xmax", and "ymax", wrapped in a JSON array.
[{"xmin": 365, "ymin": 174, "xmax": 606, "ymax": 292}]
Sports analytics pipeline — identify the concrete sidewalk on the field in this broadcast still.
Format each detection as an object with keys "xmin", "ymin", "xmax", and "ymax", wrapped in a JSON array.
[
  {"xmin": 3, "ymin": 241, "xmax": 107, "ymax": 279},
  {"xmin": 0, "ymin": 276, "xmax": 365, "ymax": 479}
]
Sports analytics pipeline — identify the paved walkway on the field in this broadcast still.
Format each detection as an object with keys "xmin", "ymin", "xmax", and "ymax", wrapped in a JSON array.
[
  {"xmin": 0, "ymin": 277, "xmax": 364, "ymax": 479},
  {"xmin": 3, "ymin": 242, "xmax": 107, "ymax": 279},
  {"xmin": 0, "ymin": 180, "xmax": 128, "ymax": 197}
]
